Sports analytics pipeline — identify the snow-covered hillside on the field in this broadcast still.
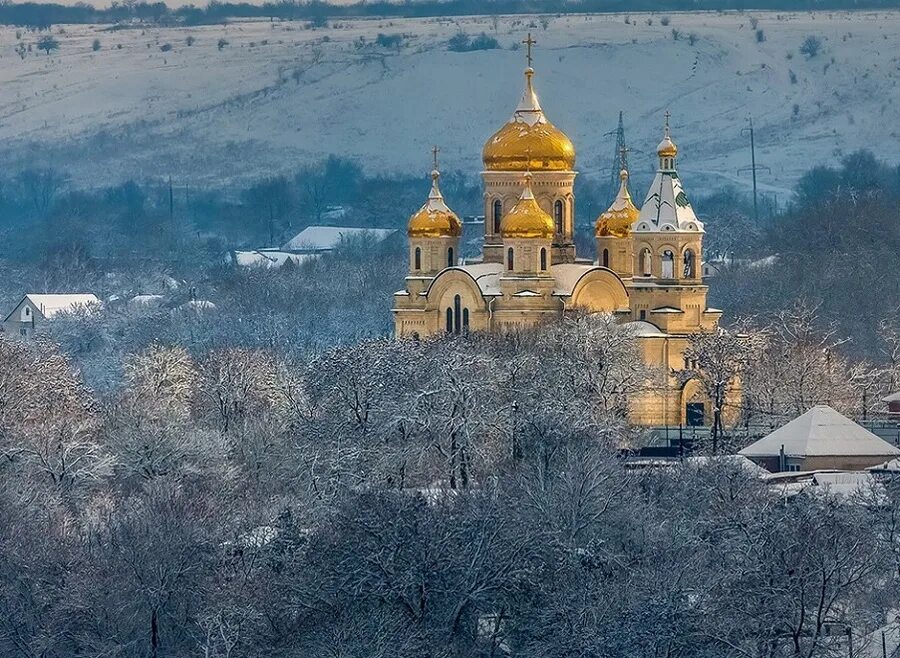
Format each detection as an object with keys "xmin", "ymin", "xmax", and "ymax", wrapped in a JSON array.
[{"xmin": 0, "ymin": 11, "xmax": 897, "ymax": 196}]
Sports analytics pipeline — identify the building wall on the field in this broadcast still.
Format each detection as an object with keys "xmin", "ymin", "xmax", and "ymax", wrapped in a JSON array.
[{"xmin": 2, "ymin": 299, "xmax": 42, "ymax": 338}]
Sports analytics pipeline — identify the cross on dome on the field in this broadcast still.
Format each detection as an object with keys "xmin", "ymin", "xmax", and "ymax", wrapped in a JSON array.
[
  {"xmin": 522, "ymin": 33, "xmax": 536, "ymax": 68},
  {"xmin": 432, "ymin": 145, "xmax": 441, "ymax": 171}
]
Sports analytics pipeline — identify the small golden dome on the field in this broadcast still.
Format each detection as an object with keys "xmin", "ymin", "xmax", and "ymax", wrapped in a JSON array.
[
  {"xmin": 408, "ymin": 170, "xmax": 462, "ymax": 238},
  {"xmin": 657, "ymin": 113, "xmax": 678, "ymax": 158},
  {"xmin": 596, "ymin": 169, "xmax": 639, "ymax": 238},
  {"xmin": 483, "ymin": 68, "xmax": 575, "ymax": 172},
  {"xmin": 501, "ymin": 174, "xmax": 555, "ymax": 240}
]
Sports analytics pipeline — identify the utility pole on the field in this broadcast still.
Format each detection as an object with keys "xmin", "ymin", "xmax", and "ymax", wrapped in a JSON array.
[{"xmin": 738, "ymin": 116, "xmax": 771, "ymax": 223}]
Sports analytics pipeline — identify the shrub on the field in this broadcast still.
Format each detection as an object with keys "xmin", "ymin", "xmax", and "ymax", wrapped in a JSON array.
[
  {"xmin": 92, "ymin": 38, "xmax": 100, "ymax": 51},
  {"xmin": 186, "ymin": 35, "xmax": 195, "ymax": 46},
  {"xmin": 789, "ymin": 69, "xmax": 797, "ymax": 84},
  {"xmin": 756, "ymin": 29, "xmax": 765, "ymax": 42},
  {"xmin": 800, "ymin": 34, "xmax": 822, "ymax": 58},
  {"xmin": 750, "ymin": 16, "xmax": 759, "ymax": 29},
  {"xmin": 375, "ymin": 33, "xmax": 403, "ymax": 49},
  {"xmin": 160, "ymin": 43, "xmax": 172, "ymax": 52},
  {"xmin": 792, "ymin": 103, "xmax": 800, "ymax": 117},
  {"xmin": 671, "ymin": 28, "xmax": 680, "ymax": 40},
  {"xmin": 217, "ymin": 38, "xmax": 228, "ymax": 50},
  {"xmin": 661, "ymin": 15, "xmax": 671, "ymax": 25},
  {"xmin": 448, "ymin": 31, "xmax": 499, "ymax": 52},
  {"xmin": 688, "ymin": 32, "xmax": 697, "ymax": 45}
]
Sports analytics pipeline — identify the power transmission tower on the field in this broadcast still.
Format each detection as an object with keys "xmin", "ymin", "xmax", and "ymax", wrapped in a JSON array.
[
  {"xmin": 609, "ymin": 110, "xmax": 628, "ymax": 195},
  {"xmin": 737, "ymin": 116, "xmax": 771, "ymax": 223}
]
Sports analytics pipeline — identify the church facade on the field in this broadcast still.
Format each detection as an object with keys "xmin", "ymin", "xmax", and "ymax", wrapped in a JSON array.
[{"xmin": 392, "ymin": 43, "xmax": 726, "ymax": 427}]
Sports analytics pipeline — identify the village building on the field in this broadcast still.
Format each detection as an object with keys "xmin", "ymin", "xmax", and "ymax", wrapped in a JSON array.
[
  {"xmin": 391, "ymin": 36, "xmax": 731, "ymax": 427},
  {"xmin": 230, "ymin": 226, "xmax": 397, "ymax": 269},
  {"xmin": 739, "ymin": 405, "xmax": 900, "ymax": 472},
  {"xmin": 2, "ymin": 293, "xmax": 100, "ymax": 338},
  {"xmin": 883, "ymin": 392, "xmax": 900, "ymax": 417}
]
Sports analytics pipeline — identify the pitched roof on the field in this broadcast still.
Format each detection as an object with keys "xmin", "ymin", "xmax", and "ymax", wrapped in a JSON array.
[
  {"xmin": 739, "ymin": 405, "xmax": 900, "ymax": 458},
  {"xmin": 7, "ymin": 294, "xmax": 100, "ymax": 321},
  {"xmin": 281, "ymin": 226, "xmax": 396, "ymax": 251}
]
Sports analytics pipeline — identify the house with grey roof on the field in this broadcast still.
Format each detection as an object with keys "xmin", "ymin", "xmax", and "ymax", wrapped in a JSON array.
[{"xmin": 739, "ymin": 405, "xmax": 900, "ymax": 472}]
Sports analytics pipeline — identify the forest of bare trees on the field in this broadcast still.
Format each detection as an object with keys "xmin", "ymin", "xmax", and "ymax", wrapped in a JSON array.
[
  {"xmin": 0, "ymin": 150, "xmax": 898, "ymax": 656},
  {"xmin": 2, "ymin": 312, "xmax": 900, "ymax": 657}
]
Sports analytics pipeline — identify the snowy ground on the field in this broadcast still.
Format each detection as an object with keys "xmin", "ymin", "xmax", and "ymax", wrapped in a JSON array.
[{"xmin": 0, "ymin": 10, "xmax": 898, "ymax": 197}]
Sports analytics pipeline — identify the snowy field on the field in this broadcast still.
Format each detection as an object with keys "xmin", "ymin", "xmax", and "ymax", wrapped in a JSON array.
[{"xmin": 0, "ymin": 10, "xmax": 898, "ymax": 195}]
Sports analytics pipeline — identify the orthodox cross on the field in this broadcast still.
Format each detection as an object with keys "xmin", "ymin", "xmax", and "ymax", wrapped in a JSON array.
[
  {"xmin": 664, "ymin": 109, "xmax": 671, "ymax": 134},
  {"xmin": 522, "ymin": 33, "xmax": 536, "ymax": 67},
  {"xmin": 432, "ymin": 145, "xmax": 440, "ymax": 170}
]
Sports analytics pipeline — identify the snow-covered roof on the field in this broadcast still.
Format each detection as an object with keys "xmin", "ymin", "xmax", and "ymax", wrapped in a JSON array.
[
  {"xmin": 549, "ymin": 263, "xmax": 618, "ymax": 297},
  {"xmin": 622, "ymin": 320, "xmax": 669, "ymax": 338},
  {"xmin": 11, "ymin": 294, "xmax": 100, "ymax": 320},
  {"xmin": 739, "ymin": 405, "xmax": 900, "ymax": 458},
  {"xmin": 452, "ymin": 263, "xmax": 504, "ymax": 296},
  {"xmin": 281, "ymin": 226, "xmax": 396, "ymax": 251},
  {"xmin": 683, "ymin": 454, "xmax": 770, "ymax": 477},
  {"xmin": 650, "ymin": 306, "xmax": 683, "ymax": 314},
  {"xmin": 231, "ymin": 250, "xmax": 320, "ymax": 268},
  {"xmin": 811, "ymin": 471, "xmax": 878, "ymax": 497},
  {"xmin": 867, "ymin": 458, "xmax": 900, "ymax": 473},
  {"xmin": 129, "ymin": 294, "xmax": 165, "ymax": 307},
  {"xmin": 635, "ymin": 164, "xmax": 704, "ymax": 234},
  {"xmin": 883, "ymin": 392, "xmax": 900, "ymax": 403},
  {"xmin": 179, "ymin": 300, "xmax": 217, "ymax": 312}
]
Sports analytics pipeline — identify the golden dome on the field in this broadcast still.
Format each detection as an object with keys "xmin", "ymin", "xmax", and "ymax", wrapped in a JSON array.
[
  {"xmin": 482, "ymin": 68, "xmax": 576, "ymax": 172},
  {"xmin": 501, "ymin": 174, "xmax": 555, "ymax": 240},
  {"xmin": 657, "ymin": 113, "xmax": 678, "ymax": 157},
  {"xmin": 408, "ymin": 170, "xmax": 462, "ymax": 238},
  {"xmin": 596, "ymin": 169, "xmax": 639, "ymax": 238}
]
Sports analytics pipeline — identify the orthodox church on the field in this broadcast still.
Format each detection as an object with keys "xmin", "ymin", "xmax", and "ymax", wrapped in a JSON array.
[{"xmin": 392, "ymin": 38, "xmax": 725, "ymax": 427}]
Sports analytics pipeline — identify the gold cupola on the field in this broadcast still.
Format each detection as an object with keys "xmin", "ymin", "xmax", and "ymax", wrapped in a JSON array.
[
  {"xmin": 482, "ymin": 37, "xmax": 575, "ymax": 172},
  {"xmin": 596, "ymin": 169, "xmax": 639, "ymax": 238},
  {"xmin": 657, "ymin": 111, "xmax": 678, "ymax": 158},
  {"xmin": 501, "ymin": 173, "xmax": 555, "ymax": 239},
  {"xmin": 408, "ymin": 169, "xmax": 462, "ymax": 238}
]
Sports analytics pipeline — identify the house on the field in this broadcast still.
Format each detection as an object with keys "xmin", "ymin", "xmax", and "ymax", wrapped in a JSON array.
[
  {"xmin": 3, "ymin": 294, "xmax": 100, "ymax": 337},
  {"xmin": 884, "ymin": 392, "xmax": 900, "ymax": 417},
  {"xmin": 281, "ymin": 226, "xmax": 396, "ymax": 253},
  {"xmin": 739, "ymin": 405, "xmax": 900, "ymax": 472},
  {"xmin": 227, "ymin": 249, "xmax": 320, "ymax": 269}
]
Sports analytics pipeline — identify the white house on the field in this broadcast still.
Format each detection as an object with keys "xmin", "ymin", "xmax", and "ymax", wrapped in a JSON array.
[{"xmin": 3, "ymin": 294, "xmax": 100, "ymax": 337}]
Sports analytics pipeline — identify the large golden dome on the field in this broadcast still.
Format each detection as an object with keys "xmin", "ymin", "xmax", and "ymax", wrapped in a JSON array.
[
  {"xmin": 482, "ymin": 68, "xmax": 575, "ymax": 172},
  {"xmin": 501, "ymin": 174, "xmax": 555, "ymax": 240},
  {"xmin": 596, "ymin": 169, "xmax": 639, "ymax": 238},
  {"xmin": 408, "ymin": 170, "xmax": 462, "ymax": 238}
]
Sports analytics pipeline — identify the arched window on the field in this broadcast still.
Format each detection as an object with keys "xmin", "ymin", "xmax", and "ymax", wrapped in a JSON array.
[
  {"xmin": 540, "ymin": 248, "xmax": 547, "ymax": 271},
  {"xmin": 554, "ymin": 200, "xmax": 564, "ymax": 235},
  {"xmin": 602, "ymin": 249, "xmax": 609, "ymax": 268},
  {"xmin": 448, "ymin": 247, "xmax": 454, "ymax": 267},
  {"xmin": 493, "ymin": 200, "xmax": 502, "ymax": 234},
  {"xmin": 414, "ymin": 247, "xmax": 421, "ymax": 271},
  {"xmin": 641, "ymin": 248, "xmax": 652, "ymax": 276},
  {"xmin": 683, "ymin": 249, "xmax": 695, "ymax": 278},
  {"xmin": 453, "ymin": 295, "xmax": 462, "ymax": 335},
  {"xmin": 446, "ymin": 308, "xmax": 453, "ymax": 333},
  {"xmin": 462, "ymin": 308, "xmax": 470, "ymax": 332},
  {"xmin": 507, "ymin": 247, "xmax": 514, "ymax": 271},
  {"xmin": 662, "ymin": 250, "xmax": 675, "ymax": 279}
]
